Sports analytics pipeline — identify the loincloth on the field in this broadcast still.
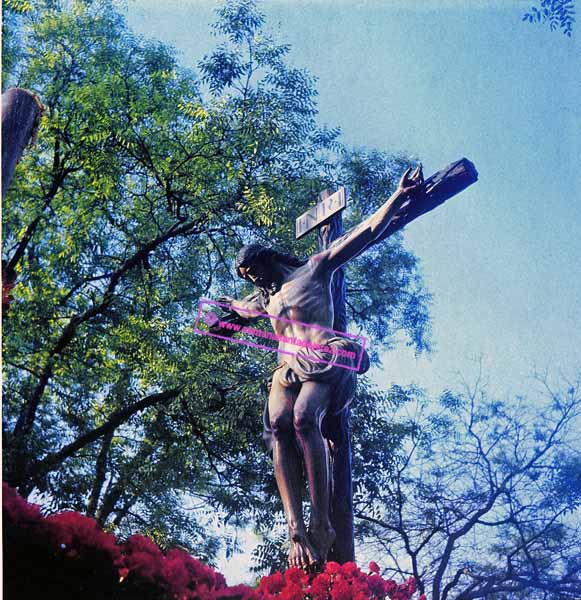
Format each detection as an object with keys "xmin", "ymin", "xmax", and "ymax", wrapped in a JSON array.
[{"xmin": 262, "ymin": 336, "xmax": 370, "ymax": 450}]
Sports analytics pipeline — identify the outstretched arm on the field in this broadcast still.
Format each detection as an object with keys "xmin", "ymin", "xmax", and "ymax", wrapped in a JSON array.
[{"xmin": 313, "ymin": 165, "xmax": 424, "ymax": 272}]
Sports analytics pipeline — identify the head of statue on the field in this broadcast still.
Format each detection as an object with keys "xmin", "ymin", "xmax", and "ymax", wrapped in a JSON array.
[{"xmin": 235, "ymin": 243, "xmax": 306, "ymax": 297}]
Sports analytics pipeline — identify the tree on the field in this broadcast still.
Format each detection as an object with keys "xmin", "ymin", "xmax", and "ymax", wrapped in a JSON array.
[
  {"xmin": 2, "ymin": 0, "xmax": 430, "ymax": 560},
  {"xmin": 354, "ymin": 373, "xmax": 581, "ymax": 600},
  {"xmin": 523, "ymin": 0, "xmax": 576, "ymax": 36}
]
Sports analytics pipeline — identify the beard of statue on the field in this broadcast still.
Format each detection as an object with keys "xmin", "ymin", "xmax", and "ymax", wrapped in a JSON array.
[{"xmin": 250, "ymin": 259, "xmax": 285, "ymax": 297}]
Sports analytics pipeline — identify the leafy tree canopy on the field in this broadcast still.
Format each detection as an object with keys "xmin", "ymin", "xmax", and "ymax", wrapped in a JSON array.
[{"xmin": 2, "ymin": 0, "xmax": 430, "ymax": 563}]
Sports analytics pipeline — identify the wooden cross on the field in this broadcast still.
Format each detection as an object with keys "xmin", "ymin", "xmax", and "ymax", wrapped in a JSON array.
[
  {"xmin": 297, "ymin": 158, "xmax": 478, "ymax": 563},
  {"xmin": 2, "ymin": 88, "xmax": 45, "ymax": 314}
]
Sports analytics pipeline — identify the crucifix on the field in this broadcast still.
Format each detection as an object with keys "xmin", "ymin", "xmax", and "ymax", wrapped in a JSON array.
[{"xmin": 214, "ymin": 157, "xmax": 477, "ymax": 568}]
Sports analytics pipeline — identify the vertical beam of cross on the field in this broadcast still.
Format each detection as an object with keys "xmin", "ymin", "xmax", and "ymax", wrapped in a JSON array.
[{"xmin": 315, "ymin": 189, "xmax": 354, "ymax": 564}]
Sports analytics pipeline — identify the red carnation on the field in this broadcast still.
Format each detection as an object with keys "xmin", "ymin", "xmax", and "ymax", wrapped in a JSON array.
[
  {"xmin": 280, "ymin": 582, "xmax": 304, "ymax": 600},
  {"xmin": 383, "ymin": 580, "xmax": 398, "ymax": 596},
  {"xmin": 311, "ymin": 572, "xmax": 331, "ymax": 589},
  {"xmin": 259, "ymin": 571, "xmax": 285, "ymax": 595},
  {"xmin": 122, "ymin": 534, "xmax": 164, "ymax": 583},
  {"xmin": 285, "ymin": 567, "xmax": 309, "ymax": 586},
  {"xmin": 367, "ymin": 574, "xmax": 385, "ymax": 597},
  {"xmin": 341, "ymin": 561, "xmax": 360, "ymax": 578},
  {"xmin": 162, "ymin": 550, "xmax": 191, "ymax": 596},
  {"xmin": 2, "ymin": 483, "xmax": 42, "ymax": 525},
  {"xmin": 326, "ymin": 561, "xmax": 342, "ymax": 575},
  {"xmin": 308, "ymin": 572, "xmax": 331, "ymax": 600},
  {"xmin": 330, "ymin": 578, "xmax": 352, "ymax": 600},
  {"xmin": 45, "ymin": 511, "xmax": 119, "ymax": 558},
  {"xmin": 218, "ymin": 583, "xmax": 258, "ymax": 600}
]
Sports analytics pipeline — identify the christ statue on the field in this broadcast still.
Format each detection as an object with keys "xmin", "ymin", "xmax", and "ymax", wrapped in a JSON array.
[{"xmin": 215, "ymin": 165, "xmax": 426, "ymax": 569}]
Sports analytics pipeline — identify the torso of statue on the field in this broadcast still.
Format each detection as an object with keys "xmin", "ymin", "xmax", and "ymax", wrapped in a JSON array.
[{"xmin": 266, "ymin": 257, "xmax": 335, "ymax": 358}]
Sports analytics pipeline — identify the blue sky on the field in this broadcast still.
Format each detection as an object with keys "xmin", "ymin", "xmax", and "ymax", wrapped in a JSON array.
[{"xmin": 122, "ymin": 0, "xmax": 580, "ymax": 581}]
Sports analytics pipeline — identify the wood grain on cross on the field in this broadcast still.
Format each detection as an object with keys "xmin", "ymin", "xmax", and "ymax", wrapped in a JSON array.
[
  {"xmin": 309, "ymin": 157, "xmax": 478, "ymax": 563},
  {"xmin": 2, "ymin": 87, "xmax": 45, "ymax": 314},
  {"xmin": 2, "ymin": 87, "xmax": 44, "ymax": 197}
]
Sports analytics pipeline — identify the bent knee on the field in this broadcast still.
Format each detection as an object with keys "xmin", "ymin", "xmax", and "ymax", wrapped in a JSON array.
[
  {"xmin": 293, "ymin": 410, "xmax": 320, "ymax": 435},
  {"xmin": 270, "ymin": 411, "xmax": 293, "ymax": 437}
]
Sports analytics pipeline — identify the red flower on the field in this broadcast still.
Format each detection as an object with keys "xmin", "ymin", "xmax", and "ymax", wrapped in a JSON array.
[
  {"xmin": 351, "ymin": 576, "xmax": 370, "ymax": 594},
  {"xmin": 340, "ymin": 562, "xmax": 360, "ymax": 578},
  {"xmin": 285, "ymin": 567, "xmax": 309, "ymax": 586},
  {"xmin": 367, "ymin": 574, "xmax": 385, "ymax": 597},
  {"xmin": 330, "ymin": 578, "xmax": 352, "ymax": 600},
  {"xmin": 280, "ymin": 582, "xmax": 304, "ymax": 600},
  {"xmin": 383, "ymin": 580, "xmax": 397, "ymax": 596},
  {"xmin": 218, "ymin": 583, "xmax": 259, "ymax": 600},
  {"xmin": 2, "ymin": 483, "xmax": 42, "ymax": 526},
  {"xmin": 4, "ymin": 484, "xmax": 427, "ymax": 600},
  {"xmin": 44, "ymin": 511, "xmax": 119, "ymax": 559},
  {"xmin": 325, "ymin": 561, "xmax": 342, "ymax": 575},
  {"xmin": 122, "ymin": 534, "xmax": 164, "ymax": 583},
  {"xmin": 311, "ymin": 572, "xmax": 331, "ymax": 589},
  {"xmin": 259, "ymin": 571, "xmax": 285, "ymax": 595},
  {"xmin": 308, "ymin": 572, "xmax": 331, "ymax": 599},
  {"xmin": 162, "ymin": 549, "xmax": 192, "ymax": 596}
]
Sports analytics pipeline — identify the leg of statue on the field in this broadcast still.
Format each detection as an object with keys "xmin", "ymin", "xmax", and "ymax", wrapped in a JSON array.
[
  {"xmin": 293, "ymin": 380, "xmax": 336, "ymax": 565},
  {"xmin": 269, "ymin": 375, "xmax": 317, "ymax": 569}
]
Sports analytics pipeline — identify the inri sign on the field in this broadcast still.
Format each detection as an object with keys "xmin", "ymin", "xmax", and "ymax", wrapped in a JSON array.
[{"xmin": 295, "ymin": 187, "xmax": 347, "ymax": 240}]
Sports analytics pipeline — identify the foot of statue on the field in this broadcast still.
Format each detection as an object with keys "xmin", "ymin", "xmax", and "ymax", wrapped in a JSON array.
[
  {"xmin": 288, "ymin": 528, "xmax": 318, "ymax": 570},
  {"xmin": 308, "ymin": 522, "xmax": 336, "ymax": 565}
]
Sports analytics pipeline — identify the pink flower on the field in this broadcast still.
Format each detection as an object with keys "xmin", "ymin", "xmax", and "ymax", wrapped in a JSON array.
[{"xmin": 368, "ymin": 561, "xmax": 380, "ymax": 575}]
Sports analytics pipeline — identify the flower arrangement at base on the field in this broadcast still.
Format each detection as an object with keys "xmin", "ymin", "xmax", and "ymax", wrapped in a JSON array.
[{"xmin": 3, "ymin": 483, "xmax": 425, "ymax": 600}]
